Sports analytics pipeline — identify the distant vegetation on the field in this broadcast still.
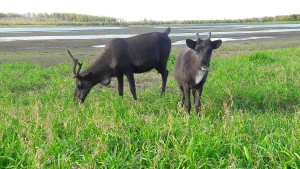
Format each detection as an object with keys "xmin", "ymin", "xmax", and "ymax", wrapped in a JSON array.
[
  {"xmin": 0, "ymin": 12, "xmax": 119, "ymax": 26},
  {"xmin": 1, "ymin": 12, "xmax": 300, "ymax": 26}
]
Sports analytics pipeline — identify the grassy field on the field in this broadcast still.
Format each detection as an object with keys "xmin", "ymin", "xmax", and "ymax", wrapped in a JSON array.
[{"xmin": 0, "ymin": 47, "xmax": 300, "ymax": 168}]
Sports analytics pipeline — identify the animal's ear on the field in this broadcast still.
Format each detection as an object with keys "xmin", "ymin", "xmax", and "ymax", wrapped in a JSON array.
[
  {"xmin": 186, "ymin": 39, "xmax": 197, "ymax": 49},
  {"xmin": 81, "ymin": 72, "xmax": 92, "ymax": 79},
  {"xmin": 212, "ymin": 40, "xmax": 222, "ymax": 49}
]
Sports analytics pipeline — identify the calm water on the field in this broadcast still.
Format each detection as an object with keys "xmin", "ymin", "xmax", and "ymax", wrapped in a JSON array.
[
  {"xmin": 0, "ymin": 34, "xmax": 135, "ymax": 42},
  {"xmin": 92, "ymin": 37, "xmax": 275, "ymax": 48},
  {"xmin": 156, "ymin": 23, "xmax": 300, "ymax": 30},
  {"xmin": 0, "ymin": 26, "xmax": 125, "ymax": 33},
  {"xmin": 171, "ymin": 36, "xmax": 275, "ymax": 46},
  {"xmin": 1, "ymin": 23, "xmax": 300, "ymax": 33},
  {"xmin": 1, "ymin": 24, "xmax": 300, "ymax": 46}
]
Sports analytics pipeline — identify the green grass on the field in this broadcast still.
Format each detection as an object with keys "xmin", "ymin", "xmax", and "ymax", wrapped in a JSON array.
[{"xmin": 0, "ymin": 47, "xmax": 299, "ymax": 168}]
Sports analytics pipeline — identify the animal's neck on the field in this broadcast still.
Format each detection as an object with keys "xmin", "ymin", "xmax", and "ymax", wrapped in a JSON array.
[
  {"xmin": 195, "ymin": 69, "xmax": 207, "ymax": 84},
  {"xmin": 82, "ymin": 54, "xmax": 113, "ymax": 84},
  {"xmin": 192, "ymin": 53, "xmax": 207, "ymax": 84}
]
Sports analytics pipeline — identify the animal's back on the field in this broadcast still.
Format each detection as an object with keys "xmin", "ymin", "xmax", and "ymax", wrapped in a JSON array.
[
  {"xmin": 108, "ymin": 31, "xmax": 171, "ymax": 73},
  {"xmin": 127, "ymin": 31, "xmax": 171, "ymax": 58}
]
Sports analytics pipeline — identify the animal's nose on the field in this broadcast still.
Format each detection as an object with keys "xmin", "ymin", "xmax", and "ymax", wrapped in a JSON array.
[
  {"xmin": 201, "ymin": 61, "xmax": 208, "ymax": 67},
  {"xmin": 200, "ymin": 61, "xmax": 210, "ymax": 70},
  {"xmin": 74, "ymin": 92, "xmax": 82, "ymax": 102}
]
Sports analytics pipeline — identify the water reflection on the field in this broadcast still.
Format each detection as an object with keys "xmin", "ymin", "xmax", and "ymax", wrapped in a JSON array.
[{"xmin": 0, "ymin": 27, "xmax": 126, "ymax": 33}]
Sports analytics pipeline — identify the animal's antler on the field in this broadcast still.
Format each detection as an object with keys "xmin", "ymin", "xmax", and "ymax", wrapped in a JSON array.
[{"xmin": 68, "ymin": 50, "xmax": 83, "ymax": 78}]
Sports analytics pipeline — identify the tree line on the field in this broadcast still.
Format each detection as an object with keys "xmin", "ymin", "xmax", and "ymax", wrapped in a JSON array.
[
  {"xmin": 0, "ymin": 12, "xmax": 119, "ymax": 26},
  {"xmin": 1, "ymin": 12, "xmax": 300, "ymax": 26}
]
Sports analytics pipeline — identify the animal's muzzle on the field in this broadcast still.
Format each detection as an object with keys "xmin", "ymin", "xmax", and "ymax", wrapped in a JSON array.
[
  {"xmin": 74, "ymin": 92, "xmax": 85, "ymax": 103},
  {"xmin": 200, "ymin": 65, "xmax": 209, "ymax": 71}
]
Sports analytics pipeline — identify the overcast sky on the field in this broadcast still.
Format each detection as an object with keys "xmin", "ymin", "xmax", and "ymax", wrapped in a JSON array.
[{"xmin": 1, "ymin": 0, "xmax": 300, "ymax": 21}]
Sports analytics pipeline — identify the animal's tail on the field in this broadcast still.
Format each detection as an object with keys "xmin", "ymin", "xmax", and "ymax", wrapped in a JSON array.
[{"xmin": 164, "ymin": 27, "xmax": 171, "ymax": 35}]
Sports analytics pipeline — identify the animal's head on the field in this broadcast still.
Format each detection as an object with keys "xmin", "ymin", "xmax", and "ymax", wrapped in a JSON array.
[
  {"xmin": 186, "ymin": 32, "xmax": 222, "ymax": 70},
  {"xmin": 68, "ymin": 50, "xmax": 94, "ymax": 103}
]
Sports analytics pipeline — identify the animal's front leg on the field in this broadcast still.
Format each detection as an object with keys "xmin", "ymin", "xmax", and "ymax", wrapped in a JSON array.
[
  {"xmin": 183, "ymin": 85, "xmax": 191, "ymax": 115},
  {"xmin": 117, "ymin": 74, "xmax": 124, "ymax": 96},
  {"xmin": 126, "ymin": 73, "xmax": 137, "ymax": 100},
  {"xmin": 193, "ymin": 89, "xmax": 200, "ymax": 116},
  {"xmin": 196, "ymin": 84, "xmax": 205, "ymax": 115},
  {"xmin": 179, "ymin": 85, "xmax": 185, "ymax": 108}
]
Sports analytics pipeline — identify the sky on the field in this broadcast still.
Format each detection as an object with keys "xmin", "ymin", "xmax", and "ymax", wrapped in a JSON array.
[{"xmin": 1, "ymin": 0, "xmax": 300, "ymax": 21}]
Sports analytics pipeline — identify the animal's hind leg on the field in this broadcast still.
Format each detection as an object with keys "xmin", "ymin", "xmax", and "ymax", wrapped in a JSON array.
[
  {"xmin": 161, "ymin": 69, "xmax": 168, "ymax": 96},
  {"xmin": 157, "ymin": 42, "xmax": 171, "ymax": 96},
  {"xmin": 156, "ymin": 67, "xmax": 168, "ymax": 96},
  {"xmin": 125, "ymin": 73, "xmax": 137, "ymax": 100}
]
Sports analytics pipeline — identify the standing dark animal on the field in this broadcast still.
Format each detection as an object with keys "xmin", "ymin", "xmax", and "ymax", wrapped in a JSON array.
[
  {"xmin": 69, "ymin": 27, "xmax": 171, "ymax": 103},
  {"xmin": 173, "ymin": 32, "xmax": 222, "ymax": 115}
]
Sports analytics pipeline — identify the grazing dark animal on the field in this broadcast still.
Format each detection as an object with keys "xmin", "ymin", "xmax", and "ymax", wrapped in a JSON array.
[
  {"xmin": 69, "ymin": 27, "xmax": 171, "ymax": 103},
  {"xmin": 173, "ymin": 32, "xmax": 222, "ymax": 115}
]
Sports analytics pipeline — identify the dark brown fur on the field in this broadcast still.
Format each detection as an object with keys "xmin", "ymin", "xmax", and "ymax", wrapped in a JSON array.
[
  {"xmin": 173, "ymin": 32, "xmax": 222, "ymax": 115},
  {"xmin": 69, "ymin": 27, "xmax": 171, "ymax": 103}
]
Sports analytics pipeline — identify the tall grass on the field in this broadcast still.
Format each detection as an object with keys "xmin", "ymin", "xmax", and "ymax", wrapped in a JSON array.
[{"xmin": 0, "ymin": 47, "xmax": 299, "ymax": 168}]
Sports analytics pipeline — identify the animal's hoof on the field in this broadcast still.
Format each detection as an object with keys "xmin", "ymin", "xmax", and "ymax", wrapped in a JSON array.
[
  {"xmin": 178, "ymin": 102, "xmax": 185, "ymax": 113},
  {"xmin": 134, "ymin": 99, "xmax": 142, "ymax": 106},
  {"xmin": 177, "ymin": 102, "xmax": 183, "ymax": 108}
]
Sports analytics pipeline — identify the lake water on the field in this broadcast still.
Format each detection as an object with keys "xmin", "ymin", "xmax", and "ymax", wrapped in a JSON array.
[
  {"xmin": 0, "ymin": 26, "xmax": 125, "ymax": 33},
  {"xmin": 92, "ymin": 37, "xmax": 275, "ymax": 48},
  {"xmin": 171, "ymin": 36, "xmax": 275, "ymax": 46},
  {"xmin": 1, "ymin": 24, "xmax": 300, "ymax": 46},
  {"xmin": 1, "ymin": 23, "xmax": 299, "ymax": 33},
  {"xmin": 156, "ymin": 23, "xmax": 300, "ymax": 30}
]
